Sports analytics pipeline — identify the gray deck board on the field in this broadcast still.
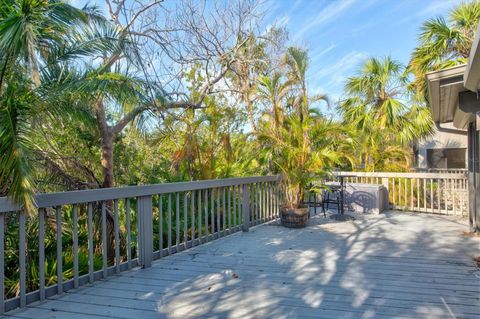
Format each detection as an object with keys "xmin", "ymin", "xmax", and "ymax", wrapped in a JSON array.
[{"xmin": 5, "ymin": 211, "xmax": 480, "ymax": 319}]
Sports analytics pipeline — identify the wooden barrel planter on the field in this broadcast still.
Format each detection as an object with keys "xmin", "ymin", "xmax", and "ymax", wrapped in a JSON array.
[{"xmin": 280, "ymin": 207, "xmax": 308, "ymax": 228}]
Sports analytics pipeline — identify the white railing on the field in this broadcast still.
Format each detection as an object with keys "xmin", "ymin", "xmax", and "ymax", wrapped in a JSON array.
[
  {"xmin": 413, "ymin": 168, "xmax": 468, "ymax": 174},
  {"xmin": 0, "ymin": 175, "xmax": 282, "ymax": 314},
  {"xmin": 335, "ymin": 172, "xmax": 468, "ymax": 216}
]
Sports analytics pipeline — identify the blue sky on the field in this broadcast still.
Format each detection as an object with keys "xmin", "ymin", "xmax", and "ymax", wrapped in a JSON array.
[
  {"xmin": 71, "ymin": 0, "xmax": 459, "ymax": 102},
  {"xmin": 263, "ymin": 0, "xmax": 459, "ymax": 101}
]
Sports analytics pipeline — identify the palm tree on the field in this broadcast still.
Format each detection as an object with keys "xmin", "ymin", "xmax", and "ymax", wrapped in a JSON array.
[
  {"xmin": 259, "ymin": 107, "xmax": 352, "ymax": 208},
  {"xmin": 283, "ymin": 47, "xmax": 309, "ymax": 121},
  {"xmin": 0, "ymin": 0, "xmax": 105, "ymax": 212},
  {"xmin": 256, "ymin": 72, "xmax": 291, "ymax": 131},
  {"xmin": 409, "ymin": 1, "xmax": 480, "ymax": 97},
  {"xmin": 340, "ymin": 56, "xmax": 433, "ymax": 171}
]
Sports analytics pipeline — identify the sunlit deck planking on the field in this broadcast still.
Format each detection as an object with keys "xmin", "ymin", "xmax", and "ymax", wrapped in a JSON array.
[{"xmin": 5, "ymin": 211, "xmax": 480, "ymax": 319}]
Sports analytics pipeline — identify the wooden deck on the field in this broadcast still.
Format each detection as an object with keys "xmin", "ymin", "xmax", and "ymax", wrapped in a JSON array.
[{"xmin": 5, "ymin": 211, "xmax": 480, "ymax": 319}]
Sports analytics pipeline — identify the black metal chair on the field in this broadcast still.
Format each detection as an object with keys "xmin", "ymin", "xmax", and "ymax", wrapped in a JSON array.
[{"xmin": 320, "ymin": 185, "xmax": 341, "ymax": 216}]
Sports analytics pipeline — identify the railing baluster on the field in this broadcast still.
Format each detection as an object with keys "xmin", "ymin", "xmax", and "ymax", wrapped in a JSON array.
[
  {"xmin": 392, "ymin": 178, "xmax": 396, "ymax": 208},
  {"xmin": 416, "ymin": 178, "xmax": 420, "ymax": 211},
  {"xmin": 237, "ymin": 185, "xmax": 242, "ymax": 229},
  {"xmin": 19, "ymin": 212, "xmax": 26, "ymax": 307},
  {"xmin": 126, "ymin": 199, "xmax": 131, "ymax": 269},
  {"xmin": 437, "ymin": 178, "xmax": 441, "ymax": 214},
  {"xmin": 453, "ymin": 178, "xmax": 457, "ymax": 215},
  {"xmin": 101, "ymin": 201, "xmax": 107, "ymax": 279},
  {"xmin": 159, "ymin": 194, "xmax": 163, "ymax": 257},
  {"xmin": 258, "ymin": 183, "xmax": 265, "ymax": 223},
  {"xmin": 56, "ymin": 206, "xmax": 63, "ymax": 293},
  {"xmin": 167, "ymin": 193, "xmax": 172, "ymax": 254},
  {"xmin": 222, "ymin": 187, "xmax": 226, "ymax": 235},
  {"xmin": 270, "ymin": 183, "xmax": 274, "ymax": 218},
  {"xmin": 233, "ymin": 186, "xmax": 237, "ymax": 228},
  {"xmin": 410, "ymin": 179, "xmax": 413, "ymax": 210},
  {"xmin": 430, "ymin": 178, "xmax": 435, "ymax": 213},
  {"xmin": 216, "ymin": 188, "xmax": 220, "ymax": 238},
  {"xmin": 273, "ymin": 182, "xmax": 276, "ymax": 217},
  {"xmin": 184, "ymin": 192, "xmax": 188, "ymax": 246},
  {"xmin": 399, "ymin": 179, "xmax": 403, "ymax": 209},
  {"xmin": 114, "ymin": 199, "xmax": 120, "ymax": 273},
  {"xmin": 227, "ymin": 187, "xmax": 232, "ymax": 232},
  {"xmin": 0, "ymin": 213, "xmax": 4, "ymax": 314},
  {"xmin": 73, "ymin": 204, "xmax": 79, "ymax": 288},
  {"xmin": 87, "ymin": 202, "xmax": 94, "ymax": 283},
  {"xmin": 39, "ymin": 208, "xmax": 45, "ymax": 301},
  {"xmin": 263, "ymin": 184, "xmax": 267, "ymax": 220},
  {"xmin": 275, "ymin": 182, "xmax": 279, "ymax": 218},
  {"xmin": 444, "ymin": 178, "xmax": 448, "ymax": 215},
  {"xmin": 205, "ymin": 189, "xmax": 209, "ymax": 240},
  {"xmin": 242, "ymin": 184, "xmax": 250, "ymax": 231},
  {"xmin": 255, "ymin": 184, "xmax": 259, "ymax": 223},
  {"xmin": 198, "ymin": 190, "xmax": 202, "ymax": 243},
  {"xmin": 265, "ymin": 183, "xmax": 268, "ymax": 221},
  {"xmin": 210, "ymin": 189, "xmax": 216, "ymax": 237},
  {"xmin": 191, "ymin": 191, "xmax": 195, "ymax": 245},
  {"xmin": 423, "ymin": 178, "xmax": 427, "ymax": 212},
  {"xmin": 176, "ymin": 192, "xmax": 180, "ymax": 251}
]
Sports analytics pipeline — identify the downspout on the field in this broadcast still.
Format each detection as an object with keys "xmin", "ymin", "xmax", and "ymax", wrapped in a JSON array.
[{"xmin": 434, "ymin": 122, "xmax": 467, "ymax": 135}]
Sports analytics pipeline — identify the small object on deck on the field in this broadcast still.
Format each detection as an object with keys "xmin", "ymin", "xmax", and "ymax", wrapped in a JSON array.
[{"xmin": 474, "ymin": 256, "xmax": 480, "ymax": 267}]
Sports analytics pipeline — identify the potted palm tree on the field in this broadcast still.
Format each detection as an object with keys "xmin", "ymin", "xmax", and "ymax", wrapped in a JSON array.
[
  {"xmin": 258, "ymin": 47, "xmax": 350, "ymax": 228},
  {"xmin": 263, "ymin": 114, "xmax": 344, "ymax": 227}
]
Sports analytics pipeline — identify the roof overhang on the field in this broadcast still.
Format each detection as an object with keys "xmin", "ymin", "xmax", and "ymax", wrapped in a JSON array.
[
  {"xmin": 426, "ymin": 23, "xmax": 480, "ymax": 130},
  {"xmin": 426, "ymin": 64, "xmax": 467, "ymax": 125},
  {"xmin": 464, "ymin": 23, "xmax": 480, "ymax": 92}
]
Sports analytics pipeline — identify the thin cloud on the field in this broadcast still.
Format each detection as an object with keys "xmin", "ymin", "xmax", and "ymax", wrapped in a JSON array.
[
  {"xmin": 276, "ymin": 15, "xmax": 290, "ymax": 27},
  {"xmin": 293, "ymin": 0, "xmax": 358, "ymax": 40},
  {"xmin": 417, "ymin": 0, "xmax": 458, "ymax": 18},
  {"xmin": 311, "ymin": 51, "xmax": 368, "ymax": 92},
  {"xmin": 310, "ymin": 44, "xmax": 336, "ymax": 61}
]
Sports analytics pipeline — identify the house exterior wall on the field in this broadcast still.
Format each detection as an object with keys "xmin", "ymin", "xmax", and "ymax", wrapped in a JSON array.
[{"xmin": 415, "ymin": 122, "xmax": 468, "ymax": 169}]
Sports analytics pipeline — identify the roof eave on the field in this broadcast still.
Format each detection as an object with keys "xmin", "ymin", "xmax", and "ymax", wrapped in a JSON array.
[
  {"xmin": 425, "ymin": 64, "xmax": 467, "ymax": 123},
  {"xmin": 464, "ymin": 23, "xmax": 480, "ymax": 92}
]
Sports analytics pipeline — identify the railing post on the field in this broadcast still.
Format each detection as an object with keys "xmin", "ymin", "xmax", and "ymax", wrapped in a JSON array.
[
  {"xmin": 137, "ymin": 195, "xmax": 153, "ymax": 268},
  {"xmin": 381, "ymin": 177, "xmax": 391, "ymax": 209},
  {"xmin": 242, "ymin": 184, "xmax": 250, "ymax": 232}
]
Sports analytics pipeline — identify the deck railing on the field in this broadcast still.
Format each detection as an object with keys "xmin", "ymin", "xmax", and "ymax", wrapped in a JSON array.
[
  {"xmin": 335, "ymin": 171, "xmax": 468, "ymax": 216},
  {"xmin": 413, "ymin": 168, "xmax": 468, "ymax": 174},
  {"xmin": 0, "ymin": 175, "xmax": 282, "ymax": 314}
]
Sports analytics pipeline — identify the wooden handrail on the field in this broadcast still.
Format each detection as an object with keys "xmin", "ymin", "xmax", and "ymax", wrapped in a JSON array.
[{"xmin": 0, "ymin": 175, "xmax": 281, "ymax": 213}]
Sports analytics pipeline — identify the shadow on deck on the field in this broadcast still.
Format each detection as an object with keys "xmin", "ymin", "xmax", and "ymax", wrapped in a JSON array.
[{"xmin": 6, "ymin": 211, "xmax": 480, "ymax": 319}]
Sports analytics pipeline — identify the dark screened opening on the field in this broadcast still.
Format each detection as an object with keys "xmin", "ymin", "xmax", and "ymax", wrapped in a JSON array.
[{"xmin": 427, "ymin": 148, "xmax": 467, "ymax": 169}]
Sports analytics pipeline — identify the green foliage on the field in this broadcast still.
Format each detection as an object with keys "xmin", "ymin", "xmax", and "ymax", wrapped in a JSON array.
[
  {"xmin": 339, "ymin": 56, "xmax": 433, "ymax": 172},
  {"xmin": 260, "ymin": 113, "xmax": 351, "ymax": 208}
]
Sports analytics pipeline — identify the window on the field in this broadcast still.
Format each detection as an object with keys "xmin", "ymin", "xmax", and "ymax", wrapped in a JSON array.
[{"xmin": 426, "ymin": 148, "xmax": 466, "ymax": 169}]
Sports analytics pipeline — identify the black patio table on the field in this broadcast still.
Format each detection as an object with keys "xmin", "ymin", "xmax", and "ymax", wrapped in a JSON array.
[{"xmin": 329, "ymin": 173, "xmax": 356, "ymax": 221}]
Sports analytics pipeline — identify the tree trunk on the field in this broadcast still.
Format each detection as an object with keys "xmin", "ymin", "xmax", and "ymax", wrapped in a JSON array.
[
  {"xmin": 100, "ymin": 133, "xmax": 114, "ymax": 188},
  {"xmin": 242, "ymin": 74, "xmax": 257, "ymax": 134},
  {"xmin": 246, "ymin": 97, "xmax": 257, "ymax": 134},
  {"xmin": 95, "ymin": 101, "xmax": 116, "ymax": 262}
]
